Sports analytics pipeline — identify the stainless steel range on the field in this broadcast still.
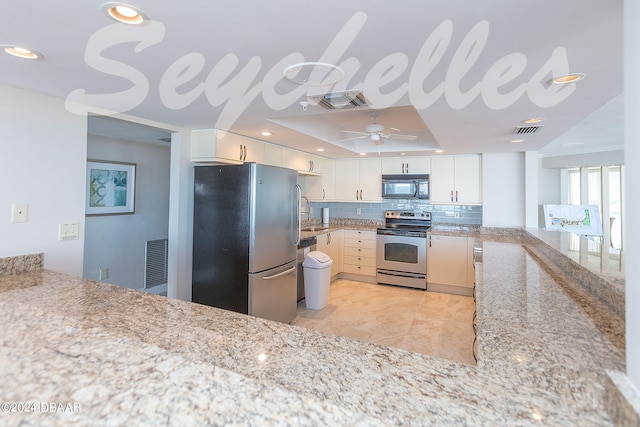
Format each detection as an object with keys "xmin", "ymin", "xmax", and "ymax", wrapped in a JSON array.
[{"xmin": 376, "ymin": 210, "xmax": 431, "ymax": 290}]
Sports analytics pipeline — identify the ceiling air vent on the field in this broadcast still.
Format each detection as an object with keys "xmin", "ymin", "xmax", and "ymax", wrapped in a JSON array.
[
  {"xmin": 307, "ymin": 90, "xmax": 369, "ymax": 110},
  {"xmin": 513, "ymin": 125, "xmax": 543, "ymax": 135}
]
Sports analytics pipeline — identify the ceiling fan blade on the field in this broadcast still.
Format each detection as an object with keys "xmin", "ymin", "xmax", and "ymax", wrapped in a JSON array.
[
  {"xmin": 384, "ymin": 133, "xmax": 417, "ymax": 141},
  {"xmin": 389, "ymin": 127, "xmax": 402, "ymax": 132},
  {"xmin": 341, "ymin": 130, "xmax": 369, "ymax": 136},
  {"xmin": 338, "ymin": 135, "xmax": 367, "ymax": 142}
]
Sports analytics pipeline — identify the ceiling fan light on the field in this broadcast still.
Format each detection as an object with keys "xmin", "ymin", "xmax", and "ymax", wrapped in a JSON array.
[{"xmin": 370, "ymin": 133, "xmax": 380, "ymax": 141}]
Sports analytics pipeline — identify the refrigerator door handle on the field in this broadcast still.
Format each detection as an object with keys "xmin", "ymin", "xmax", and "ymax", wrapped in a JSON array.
[
  {"xmin": 294, "ymin": 184, "xmax": 301, "ymax": 246},
  {"xmin": 263, "ymin": 265, "xmax": 296, "ymax": 280}
]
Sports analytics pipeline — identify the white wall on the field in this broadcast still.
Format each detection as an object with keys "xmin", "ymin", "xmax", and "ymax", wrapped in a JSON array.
[
  {"xmin": 624, "ymin": 0, "xmax": 640, "ymax": 389},
  {"xmin": 84, "ymin": 135, "xmax": 170, "ymax": 289},
  {"xmin": 481, "ymin": 153, "xmax": 525, "ymax": 228},
  {"xmin": 0, "ymin": 85, "xmax": 87, "ymax": 276},
  {"xmin": 538, "ymin": 160, "xmax": 562, "ymax": 228},
  {"xmin": 167, "ymin": 131, "xmax": 194, "ymax": 301}
]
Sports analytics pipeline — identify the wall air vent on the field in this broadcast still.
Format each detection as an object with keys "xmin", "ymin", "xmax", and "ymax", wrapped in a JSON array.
[
  {"xmin": 307, "ymin": 90, "xmax": 369, "ymax": 110},
  {"xmin": 514, "ymin": 125, "xmax": 543, "ymax": 135},
  {"xmin": 144, "ymin": 238, "xmax": 168, "ymax": 289}
]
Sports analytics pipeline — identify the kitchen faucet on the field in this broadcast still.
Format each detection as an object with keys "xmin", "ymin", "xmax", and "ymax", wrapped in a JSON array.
[{"xmin": 301, "ymin": 195, "xmax": 311, "ymax": 220}]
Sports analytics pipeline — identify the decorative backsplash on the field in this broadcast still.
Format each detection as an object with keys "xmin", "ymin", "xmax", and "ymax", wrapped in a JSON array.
[
  {"xmin": 0, "ymin": 253, "xmax": 43, "ymax": 275},
  {"xmin": 310, "ymin": 201, "xmax": 482, "ymax": 225}
]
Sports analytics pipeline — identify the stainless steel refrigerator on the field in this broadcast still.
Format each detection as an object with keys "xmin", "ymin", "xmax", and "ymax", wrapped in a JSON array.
[{"xmin": 192, "ymin": 163, "xmax": 300, "ymax": 323}]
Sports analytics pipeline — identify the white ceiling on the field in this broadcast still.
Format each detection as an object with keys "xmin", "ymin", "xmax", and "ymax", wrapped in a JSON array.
[{"xmin": 1, "ymin": 1, "xmax": 623, "ymax": 158}]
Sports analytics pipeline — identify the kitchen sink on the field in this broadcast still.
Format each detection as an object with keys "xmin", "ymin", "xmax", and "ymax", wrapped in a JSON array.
[{"xmin": 301, "ymin": 226, "xmax": 329, "ymax": 232}]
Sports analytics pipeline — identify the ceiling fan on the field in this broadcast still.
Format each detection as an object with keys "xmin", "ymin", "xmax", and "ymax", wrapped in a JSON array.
[{"xmin": 340, "ymin": 114, "xmax": 417, "ymax": 145}]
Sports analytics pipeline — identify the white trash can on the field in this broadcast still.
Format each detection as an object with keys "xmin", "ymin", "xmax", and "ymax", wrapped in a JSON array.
[{"xmin": 302, "ymin": 251, "xmax": 333, "ymax": 310}]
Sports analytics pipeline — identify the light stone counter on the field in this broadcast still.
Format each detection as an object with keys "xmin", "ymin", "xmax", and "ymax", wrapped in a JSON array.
[
  {"xmin": 525, "ymin": 227, "xmax": 624, "ymax": 288},
  {"xmin": 0, "ymin": 240, "xmax": 626, "ymax": 425}
]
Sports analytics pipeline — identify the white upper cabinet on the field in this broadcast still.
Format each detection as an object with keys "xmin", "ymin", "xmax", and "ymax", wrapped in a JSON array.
[
  {"xmin": 241, "ymin": 136, "xmax": 265, "ymax": 164},
  {"xmin": 306, "ymin": 157, "xmax": 335, "ymax": 201},
  {"xmin": 191, "ymin": 129, "xmax": 241, "ymax": 164},
  {"xmin": 381, "ymin": 156, "xmax": 431, "ymax": 175},
  {"xmin": 191, "ymin": 129, "xmax": 263, "ymax": 164},
  {"xmin": 334, "ymin": 158, "xmax": 382, "ymax": 202},
  {"xmin": 282, "ymin": 148, "xmax": 320, "ymax": 174},
  {"xmin": 215, "ymin": 131, "xmax": 246, "ymax": 162},
  {"xmin": 430, "ymin": 154, "xmax": 482, "ymax": 204},
  {"xmin": 262, "ymin": 143, "xmax": 283, "ymax": 167}
]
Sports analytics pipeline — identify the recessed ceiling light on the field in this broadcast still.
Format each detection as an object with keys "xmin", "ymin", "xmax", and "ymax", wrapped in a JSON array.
[
  {"xmin": 359, "ymin": 152, "xmax": 367, "ymax": 156},
  {"xmin": 103, "ymin": 3, "xmax": 146, "ymax": 24},
  {"xmin": 316, "ymin": 148, "xmax": 325, "ymax": 152},
  {"xmin": 283, "ymin": 62, "xmax": 345, "ymax": 85},
  {"xmin": 3, "ymin": 45, "xmax": 42, "ymax": 59},
  {"xmin": 522, "ymin": 118, "xmax": 544, "ymax": 124},
  {"xmin": 435, "ymin": 149, "xmax": 444, "ymax": 153},
  {"xmin": 511, "ymin": 139, "xmax": 525, "ymax": 143},
  {"xmin": 550, "ymin": 73, "xmax": 586, "ymax": 84},
  {"xmin": 260, "ymin": 131, "xmax": 272, "ymax": 137}
]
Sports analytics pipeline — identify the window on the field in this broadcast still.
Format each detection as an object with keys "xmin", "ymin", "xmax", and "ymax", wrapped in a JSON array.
[
  {"xmin": 609, "ymin": 166, "xmax": 623, "ymax": 249},
  {"xmin": 565, "ymin": 166, "xmax": 623, "ymax": 250},
  {"xmin": 568, "ymin": 168, "xmax": 581, "ymax": 205}
]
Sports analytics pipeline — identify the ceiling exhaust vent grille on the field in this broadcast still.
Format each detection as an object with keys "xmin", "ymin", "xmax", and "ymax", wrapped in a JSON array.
[
  {"xmin": 307, "ymin": 90, "xmax": 368, "ymax": 110},
  {"xmin": 513, "ymin": 125, "xmax": 543, "ymax": 135}
]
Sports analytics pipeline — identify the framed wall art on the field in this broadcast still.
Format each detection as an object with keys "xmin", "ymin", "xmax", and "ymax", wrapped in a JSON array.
[{"xmin": 86, "ymin": 160, "xmax": 136, "ymax": 215}]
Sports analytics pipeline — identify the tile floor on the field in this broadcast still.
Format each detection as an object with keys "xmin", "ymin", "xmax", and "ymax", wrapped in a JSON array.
[{"xmin": 291, "ymin": 279, "xmax": 476, "ymax": 365}]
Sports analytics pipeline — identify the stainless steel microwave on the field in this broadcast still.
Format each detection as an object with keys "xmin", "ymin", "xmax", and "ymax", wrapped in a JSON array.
[{"xmin": 381, "ymin": 174, "xmax": 429, "ymax": 199}]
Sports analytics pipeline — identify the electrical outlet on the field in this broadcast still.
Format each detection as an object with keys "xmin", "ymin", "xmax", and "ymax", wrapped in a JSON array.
[
  {"xmin": 58, "ymin": 223, "xmax": 79, "ymax": 241},
  {"xmin": 11, "ymin": 203, "xmax": 28, "ymax": 223},
  {"xmin": 356, "ymin": 208, "xmax": 362, "ymax": 215},
  {"xmin": 99, "ymin": 268, "xmax": 108, "ymax": 281}
]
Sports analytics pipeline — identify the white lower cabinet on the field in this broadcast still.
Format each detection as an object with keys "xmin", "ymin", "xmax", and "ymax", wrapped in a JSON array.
[
  {"xmin": 427, "ymin": 234, "xmax": 474, "ymax": 295},
  {"xmin": 316, "ymin": 230, "xmax": 343, "ymax": 278},
  {"xmin": 342, "ymin": 230, "xmax": 376, "ymax": 277}
]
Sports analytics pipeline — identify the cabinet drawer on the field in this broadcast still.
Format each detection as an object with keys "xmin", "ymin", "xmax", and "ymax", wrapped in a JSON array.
[
  {"xmin": 343, "ymin": 247, "xmax": 376, "ymax": 258},
  {"xmin": 342, "ymin": 264, "xmax": 376, "ymax": 276},
  {"xmin": 344, "ymin": 238, "xmax": 376, "ymax": 249},
  {"xmin": 343, "ymin": 230, "xmax": 376, "ymax": 241},
  {"xmin": 343, "ymin": 255, "xmax": 376, "ymax": 267}
]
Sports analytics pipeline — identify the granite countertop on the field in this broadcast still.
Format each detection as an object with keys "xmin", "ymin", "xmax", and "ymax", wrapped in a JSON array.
[
  {"xmin": 0, "ymin": 239, "xmax": 625, "ymax": 425},
  {"xmin": 526, "ymin": 227, "xmax": 624, "ymax": 287}
]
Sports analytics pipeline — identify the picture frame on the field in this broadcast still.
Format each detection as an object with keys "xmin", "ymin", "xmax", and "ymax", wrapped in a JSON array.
[{"xmin": 86, "ymin": 160, "xmax": 136, "ymax": 216}]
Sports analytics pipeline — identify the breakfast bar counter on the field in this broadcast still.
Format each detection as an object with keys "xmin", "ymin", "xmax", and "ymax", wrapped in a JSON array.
[{"xmin": 0, "ymin": 238, "xmax": 625, "ymax": 426}]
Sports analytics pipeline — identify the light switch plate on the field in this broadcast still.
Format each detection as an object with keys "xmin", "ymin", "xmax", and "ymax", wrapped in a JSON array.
[
  {"xmin": 58, "ymin": 223, "xmax": 79, "ymax": 241},
  {"xmin": 11, "ymin": 203, "xmax": 28, "ymax": 223}
]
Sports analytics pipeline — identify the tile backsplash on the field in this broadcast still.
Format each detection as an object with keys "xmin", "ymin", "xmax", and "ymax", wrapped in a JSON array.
[{"xmin": 310, "ymin": 201, "xmax": 482, "ymax": 225}]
